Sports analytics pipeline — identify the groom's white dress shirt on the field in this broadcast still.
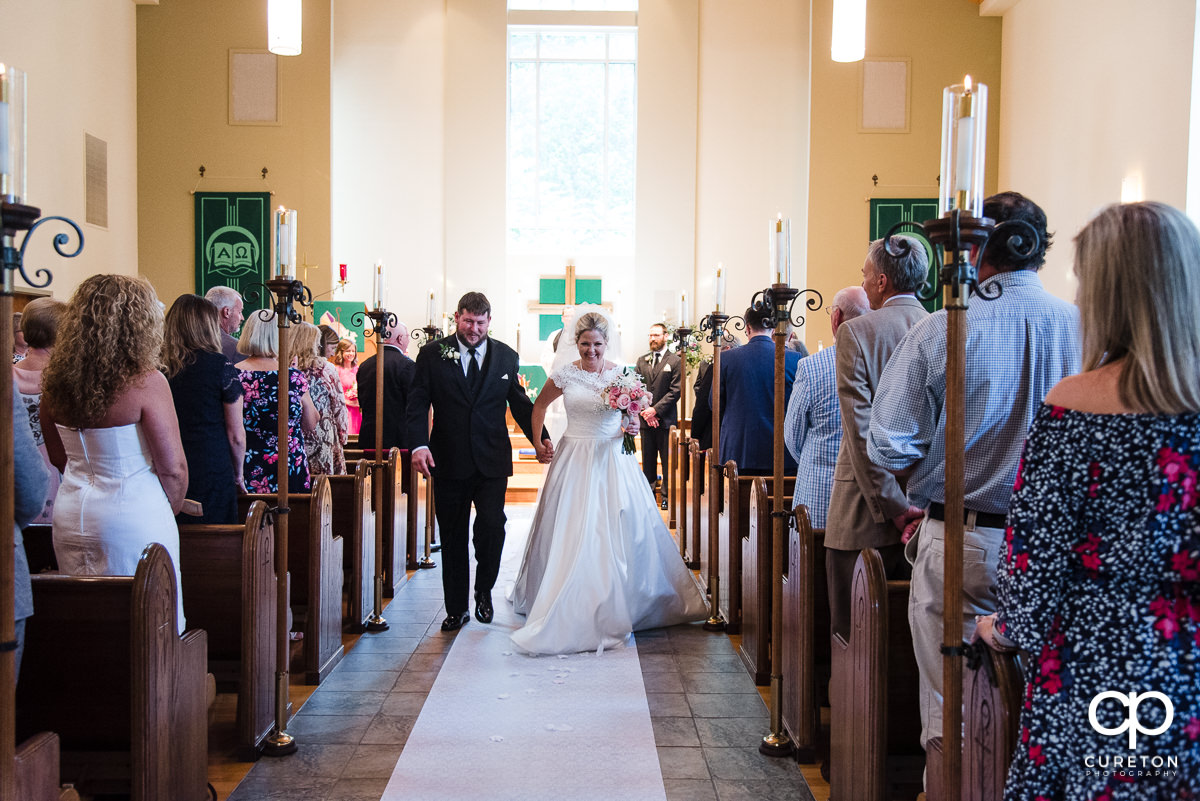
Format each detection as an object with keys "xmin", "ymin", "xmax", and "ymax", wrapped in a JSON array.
[{"xmin": 458, "ymin": 338, "xmax": 487, "ymax": 376}]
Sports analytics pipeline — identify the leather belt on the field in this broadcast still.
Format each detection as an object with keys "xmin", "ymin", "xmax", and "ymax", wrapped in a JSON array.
[{"xmin": 928, "ymin": 502, "xmax": 1006, "ymax": 529}]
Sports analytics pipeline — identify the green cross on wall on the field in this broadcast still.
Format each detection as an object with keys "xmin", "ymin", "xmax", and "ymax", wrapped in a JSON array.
[{"xmin": 525, "ymin": 263, "xmax": 606, "ymax": 340}]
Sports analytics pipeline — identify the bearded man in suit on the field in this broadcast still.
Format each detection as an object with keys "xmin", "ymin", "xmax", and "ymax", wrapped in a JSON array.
[
  {"xmin": 634, "ymin": 322, "xmax": 681, "ymax": 509},
  {"xmin": 407, "ymin": 292, "xmax": 552, "ymax": 631}
]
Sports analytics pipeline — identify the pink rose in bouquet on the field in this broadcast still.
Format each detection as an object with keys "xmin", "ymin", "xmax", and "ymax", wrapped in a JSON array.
[{"xmin": 601, "ymin": 368, "xmax": 654, "ymax": 454}]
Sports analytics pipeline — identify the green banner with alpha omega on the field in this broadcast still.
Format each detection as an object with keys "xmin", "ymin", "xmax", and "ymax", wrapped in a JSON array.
[{"xmin": 194, "ymin": 192, "xmax": 271, "ymax": 312}]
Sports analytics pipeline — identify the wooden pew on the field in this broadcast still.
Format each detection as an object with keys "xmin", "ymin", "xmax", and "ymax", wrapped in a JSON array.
[
  {"xmin": 925, "ymin": 644, "xmax": 1024, "ymax": 801},
  {"xmin": 829, "ymin": 548, "xmax": 923, "ymax": 801},
  {"xmin": 15, "ymin": 733, "xmax": 81, "ymax": 801},
  {"xmin": 345, "ymin": 447, "xmax": 414, "ymax": 589},
  {"xmin": 667, "ymin": 425, "xmax": 679, "ymax": 529},
  {"xmin": 16, "ymin": 544, "xmax": 209, "ymax": 801},
  {"xmin": 782, "ymin": 504, "xmax": 830, "ymax": 761},
  {"xmin": 238, "ymin": 475, "xmax": 345, "ymax": 684},
  {"xmin": 689, "ymin": 442, "xmax": 710, "ymax": 592},
  {"xmin": 405, "ymin": 449, "xmax": 437, "ymax": 573},
  {"xmin": 21, "ymin": 523, "xmax": 54, "ymax": 573},
  {"xmin": 326, "ymin": 460, "xmax": 375, "ymax": 631},
  {"xmin": 178, "ymin": 500, "xmax": 276, "ymax": 760}
]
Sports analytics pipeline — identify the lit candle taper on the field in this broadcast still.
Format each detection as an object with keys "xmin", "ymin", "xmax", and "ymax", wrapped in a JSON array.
[
  {"xmin": 0, "ymin": 63, "xmax": 25, "ymax": 202},
  {"xmin": 373, "ymin": 260, "xmax": 385, "ymax": 310},
  {"xmin": 427, "ymin": 289, "xmax": 436, "ymax": 327},
  {"xmin": 714, "ymin": 262, "xmax": 726, "ymax": 313},
  {"xmin": 679, "ymin": 292, "xmax": 689, "ymax": 328},
  {"xmin": 275, "ymin": 207, "xmax": 297, "ymax": 279},
  {"xmin": 939, "ymin": 75, "xmax": 988, "ymax": 217},
  {"xmin": 771, "ymin": 214, "xmax": 791, "ymax": 286}
]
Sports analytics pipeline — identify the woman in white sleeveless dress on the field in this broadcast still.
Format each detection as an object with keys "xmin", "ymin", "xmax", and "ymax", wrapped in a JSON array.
[
  {"xmin": 510, "ymin": 309, "xmax": 707, "ymax": 655},
  {"xmin": 41, "ymin": 275, "xmax": 190, "ymax": 633}
]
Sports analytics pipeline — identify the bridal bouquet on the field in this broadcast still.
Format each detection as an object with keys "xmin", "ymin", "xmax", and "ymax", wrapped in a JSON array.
[{"xmin": 601, "ymin": 368, "xmax": 654, "ymax": 455}]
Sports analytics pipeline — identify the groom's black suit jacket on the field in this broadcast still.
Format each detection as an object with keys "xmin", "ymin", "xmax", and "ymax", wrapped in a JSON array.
[{"xmin": 405, "ymin": 335, "xmax": 541, "ymax": 480}]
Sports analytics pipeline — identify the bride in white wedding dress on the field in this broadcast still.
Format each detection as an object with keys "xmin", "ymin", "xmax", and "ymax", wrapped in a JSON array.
[{"xmin": 509, "ymin": 309, "xmax": 708, "ymax": 655}]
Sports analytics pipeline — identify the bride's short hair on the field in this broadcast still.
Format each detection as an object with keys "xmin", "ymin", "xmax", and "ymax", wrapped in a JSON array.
[{"xmin": 574, "ymin": 311, "xmax": 609, "ymax": 342}]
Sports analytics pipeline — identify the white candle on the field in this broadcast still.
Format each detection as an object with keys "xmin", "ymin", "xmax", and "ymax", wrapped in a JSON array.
[
  {"xmin": 374, "ymin": 260, "xmax": 385, "ymax": 310},
  {"xmin": 954, "ymin": 77, "xmax": 976, "ymax": 194},
  {"xmin": 679, "ymin": 292, "xmax": 689, "ymax": 328},
  {"xmin": 714, "ymin": 262, "xmax": 726, "ymax": 313},
  {"xmin": 275, "ymin": 207, "xmax": 297, "ymax": 279},
  {"xmin": 427, "ymin": 290, "xmax": 436, "ymax": 327},
  {"xmin": 0, "ymin": 64, "xmax": 9, "ymax": 178},
  {"xmin": 773, "ymin": 215, "xmax": 791, "ymax": 286}
]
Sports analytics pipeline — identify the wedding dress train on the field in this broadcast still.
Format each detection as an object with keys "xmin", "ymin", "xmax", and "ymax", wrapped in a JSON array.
[{"xmin": 509, "ymin": 363, "xmax": 707, "ymax": 655}]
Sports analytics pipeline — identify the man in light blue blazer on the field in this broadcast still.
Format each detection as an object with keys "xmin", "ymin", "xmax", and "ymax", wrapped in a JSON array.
[{"xmin": 714, "ymin": 306, "xmax": 801, "ymax": 476}]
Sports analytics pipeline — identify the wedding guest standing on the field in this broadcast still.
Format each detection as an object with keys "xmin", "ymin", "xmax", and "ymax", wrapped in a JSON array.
[
  {"xmin": 42, "ymin": 275, "xmax": 189, "ymax": 633},
  {"xmin": 292, "ymin": 321, "xmax": 348, "ymax": 475},
  {"xmin": 976, "ymin": 201, "xmax": 1200, "ymax": 799},
  {"xmin": 333, "ymin": 338, "xmax": 361, "ymax": 436},
  {"xmin": 204, "ymin": 285, "xmax": 245, "ymax": 364},
  {"xmin": 634, "ymin": 322, "xmax": 681, "ymax": 509},
  {"xmin": 13, "ymin": 297, "xmax": 66, "ymax": 522},
  {"xmin": 163, "ymin": 294, "xmax": 246, "ymax": 524},
  {"xmin": 234, "ymin": 311, "xmax": 318, "ymax": 494},
  {"xmin": 358, "ymin": 322, "xmax": 415, "ymax": 453}
]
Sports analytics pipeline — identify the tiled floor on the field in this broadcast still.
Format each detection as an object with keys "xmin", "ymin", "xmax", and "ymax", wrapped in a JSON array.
[{"xmin": 213, "ymin": 508, "xmax": 822, "ymax": 801}]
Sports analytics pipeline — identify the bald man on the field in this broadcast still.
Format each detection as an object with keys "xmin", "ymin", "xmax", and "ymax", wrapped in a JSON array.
[{"xmin": 358, "ymin": 322, "xmax": 415, "ymax": 452}]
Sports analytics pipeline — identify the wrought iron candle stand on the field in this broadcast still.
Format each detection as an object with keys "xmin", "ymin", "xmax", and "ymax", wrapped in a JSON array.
[
  {"xmin": 696, "ymin": 310, "xmax": 745, "ymax": 633},
  {"xmin": 0, "ymin": 203, "xmax": 81, "ymax": 800},
  {"xmin": 884, "ymin": 209, "xmax": 1036, "ymax": 796},
  {"xmin": 245, "ymin": 274, "xmax": 313, "ymax": 757},
  {"xmin": 749, "ymin": 281, "xmax": 822, "ymax": 758},
  {"xmin": 413, "ymin": 324, "xmax": 442, "ymax": 567},
  {"xmin": 671, "ymin": 325, "xmax": 694, "ymax": 564},
  {"xmin": 352, "ymin": 307, "xmax": 398, "ymax": 631}
]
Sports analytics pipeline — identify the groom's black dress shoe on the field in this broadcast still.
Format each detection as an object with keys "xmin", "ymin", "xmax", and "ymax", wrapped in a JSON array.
[
  {"xmin": 474, "ymin": 592, "xmax": 494, "ymax": 624},
  {"xmin": 441, "ymin": 611, "xmax": 470, "ymax": 632}
]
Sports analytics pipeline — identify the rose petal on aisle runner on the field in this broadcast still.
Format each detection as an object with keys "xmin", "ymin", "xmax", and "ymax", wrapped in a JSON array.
[{"xmin": 381, "ymin": 514, "xmax": 667, "ymax": 801}]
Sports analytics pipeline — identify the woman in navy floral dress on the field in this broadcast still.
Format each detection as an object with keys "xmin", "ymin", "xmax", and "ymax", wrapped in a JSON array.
[
  {"xmin": 977, "ymin": 202, "xmax": 1200, "ymax": 799},
  {"xmin": 233, "ymin": 311, "xmax": 318, "ymax": 494}
]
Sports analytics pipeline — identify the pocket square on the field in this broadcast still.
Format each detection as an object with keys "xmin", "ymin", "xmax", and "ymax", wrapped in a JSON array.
[
  {"xmin": 663, "ymin": 364, "xmax": 672, "ymax": 372},
  {"xmin": 500, "ymin": 373, "xmax": 509, "ymax": 379}
]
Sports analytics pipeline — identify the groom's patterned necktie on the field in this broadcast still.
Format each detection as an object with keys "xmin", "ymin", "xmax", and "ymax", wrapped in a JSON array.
[{"xmin": 467, "ymin": 347, "xmax": 480, "ymax": 391}]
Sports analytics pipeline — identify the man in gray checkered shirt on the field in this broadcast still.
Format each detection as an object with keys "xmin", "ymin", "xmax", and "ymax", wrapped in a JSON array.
[{"xmin": 867, "ymin": 191, "xmax": 1081, "ymax": 752}]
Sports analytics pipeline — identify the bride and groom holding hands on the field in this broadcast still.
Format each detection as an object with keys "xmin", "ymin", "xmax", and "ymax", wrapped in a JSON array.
[{"xmin": 406, "ymin": 292, "xmax": 706, "ymax": 655}]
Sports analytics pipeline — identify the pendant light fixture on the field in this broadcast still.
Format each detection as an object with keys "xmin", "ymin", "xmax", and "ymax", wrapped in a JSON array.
[
  {"xmin": 831, "ymin": 0, "xmax": 866, "ymax": 63},
  {"xmin": 268, "ymin": 0, "xmax": 303, "ymax": 56}
]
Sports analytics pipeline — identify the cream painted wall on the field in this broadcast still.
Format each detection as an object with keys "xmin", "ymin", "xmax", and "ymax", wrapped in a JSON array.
[
  {"xmin": 695, "ymin": 0, "xmax": 813, "ymax": 339},
  {"xmin": 137, "ymin": 0, "xmax": 332, "ymax": 307},
  {"xmin": 444, "ymin": 0, "xmax": 509, "ymax": 333},
  {"xmin": 988, "ymin": 0, "xmax": 1195, "ymax": 302},
  {"xmin": 0, "ymin": 0, "xmax": 138, "ymax": 295},
  {"xmin": 807, "ymin": 0, "xmax": 1000, "ymax": 349},
  {"xmin": 331, "ymin": 0, "xmax": 445, "ymax": 329}
]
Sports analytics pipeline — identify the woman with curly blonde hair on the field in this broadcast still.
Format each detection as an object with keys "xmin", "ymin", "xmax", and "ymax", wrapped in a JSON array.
[
  {"xmin": 290, "ymin": 321, "xmax": 348, "ymax": 475},
  {"xmin": 41, "ymin": 275, "xmax": 189, "ymax": 633}
]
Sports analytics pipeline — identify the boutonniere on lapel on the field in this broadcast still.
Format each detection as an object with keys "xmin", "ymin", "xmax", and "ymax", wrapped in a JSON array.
[{"xmin": 439, "ymin": 344, "xmax": 461, "ymax": 362}]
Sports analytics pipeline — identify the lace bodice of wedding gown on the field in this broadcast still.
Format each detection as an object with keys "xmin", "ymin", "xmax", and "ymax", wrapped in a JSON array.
[{"xmin": 552, "ymin": 363, "xmax": 622, "ymax": 440}]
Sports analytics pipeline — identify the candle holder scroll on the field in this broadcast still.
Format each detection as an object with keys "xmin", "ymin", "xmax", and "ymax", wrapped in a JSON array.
[
  {"xmin": 410, "ymin": 324, "xmax": 441, "ymax": 350},
  {"xmin": 1, "ymin": 203, "xmax": 82, "ymax": 799},
  {"xmin": 881, "ymin": 210, "xmax": 1038, "ymax": 795},
  {"xmin": 351, "ymin": 307, "xmax": 398, "ymax": 632},
  {"xmin": 241, "ymin": 276, "xmax": 313, "ymax": 758},
  {"xmin": 748, "ymin": 282, "xmax": 822, "ymax": 759},
  {"xmin": 695, "ymin": 310, "xmax": 746, "ymax": 633}
]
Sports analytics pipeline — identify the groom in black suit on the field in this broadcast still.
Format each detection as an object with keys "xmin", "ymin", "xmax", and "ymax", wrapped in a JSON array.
[{"xmin": 406, "ymin": 292, "xmax": 552, "ymax": 631}]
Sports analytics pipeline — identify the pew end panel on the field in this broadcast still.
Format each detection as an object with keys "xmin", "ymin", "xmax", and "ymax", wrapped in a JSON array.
[
  {"xmin": 327, "ymin": 460, "xmax": 375, "ymax": 632},
  {"xmin": 691, "ymin": 442, "xmax": 709, "ymax": 591},
  {"xmin": 16, "ymin": 544, "xmax": 209, "ymax": 801},
  {"xmin": 15, "ymin": 732, "xmax": 81, "ymax": 801},
  {"xmin": 717, "ymin": 461, "xmax": 741, "ymax": 633},
  {"xmin": 178, "ymin": 500, "xmax": 277, "ymax": 760},
  {"xmin": 829, "ymin": 548, "xmax": 923, "ymax": 801},
  {"xmin": 740, "ymin": 477, "xmax": 772, "ymax": 685},
  {"xmin": 306, "ymin": 475, "xmax": 346, "ymax": 683},
  {"xmin": 667, "ymin": 425, "xmax": 679, "ymax": 530},
  {"xmin": 782, "ymin": 505, "xmax": 830, "ymax": 761}
]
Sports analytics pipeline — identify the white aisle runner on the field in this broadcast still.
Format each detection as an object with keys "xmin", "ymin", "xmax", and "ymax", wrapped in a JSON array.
[{"xmin": 381, "ymin": 513, "xmax": 667, "ymax": 801}]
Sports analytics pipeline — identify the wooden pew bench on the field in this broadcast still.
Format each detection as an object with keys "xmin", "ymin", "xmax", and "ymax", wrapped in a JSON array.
[
  {"xmin": 782, "ymin": 505, "xmax": 830, "ymax": 761},
  {"xmin": 829, "ymin": 548, "xmax": 923, "ymax": 801},
  {"xmin": 238, "ymin": 474, "xmax": 345, "ymax": 684},
  {"xmin": 925, "ymin": 644, "xmax": 1024, "ymax": 801},
  {"xmin": 326, "ymin": 459, "xmax": 375, "ymax": 631},
  {"xmin": 689, "ymin": 442, "xmax": 710, "ymax": 592},
  {"xmin": 739, "ymin": 476, "xmax": 797, "ymax": 684},
  {"xmin": 344, "ymin": 447, "xmax": 415, "ymax": 590},
  {"xmin": 178, "ymin": 500, "xmax": 277, "ymax": 759},
  {"xmin": 16, "ymin": 543, "xmax": 209, "ymax": 801}
]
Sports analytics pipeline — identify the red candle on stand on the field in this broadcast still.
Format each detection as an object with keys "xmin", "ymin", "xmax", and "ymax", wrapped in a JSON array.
[{"xmin": 339, "ymin": 263, "xmax": 347, "ymax": 282}]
